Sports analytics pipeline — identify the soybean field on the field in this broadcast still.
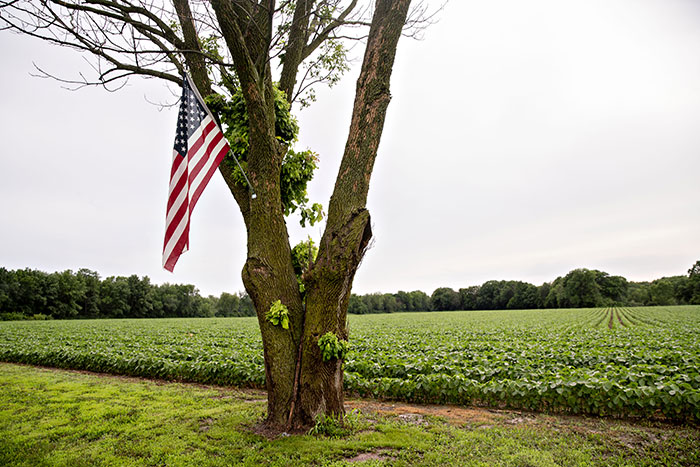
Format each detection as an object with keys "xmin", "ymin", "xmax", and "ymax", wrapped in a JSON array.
[{"xmin": 1, "ymin": 306, "xmax": 699, "ymax": 421}]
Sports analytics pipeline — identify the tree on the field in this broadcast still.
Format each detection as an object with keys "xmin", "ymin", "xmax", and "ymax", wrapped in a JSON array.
[
  {"xmin": 627, "ymin": 281, "xmax": 651, "ymax": 306},
  {"xmin": 430, "ymin": 287, "xmax": 460, "ymax": 311},
  {"xmin": 683, "ymin": 260, "xmax": 700, "ymax": 304},
  {"xmin": 408, "ymin": 290, "xmax": 431, "ymax": 311},
  {"xmin": 347, "ymin": 294, "xmax": 369, "ymax": 314},
  {"xmin": 76, "ymin": 269, "xmax": 102, "ymax": 318},
  {"xmin": 216, "ymin": 292, "xmax": 241, "ymax": 317},
  {"xmin": 1, "ymin": 0, "xmax": 423, "ymax": 428},
  {"xmin": 647, "ymin": 278, "xmax": 676, "ymax": 306},
  {"xmin": 506, "ymin": 282, "xmax": 540, "ymax": 310},
  {"xmin": 476, "ymin": 280, "xmax": 507, "ymax": 310},
  {"xmin": 562, "ymin": 269, "xmax": 603, "ymax": 308},
  {"xmin": 458, "ymin": 286, "xmax": 479, "ymax": 310},
  {"xmin": 690, "ymin": 261, "xmax": 700, "ymax": 277},
  {"xmin": 595, "ymin": 272, "xmax": 628, "ymax": 305}
]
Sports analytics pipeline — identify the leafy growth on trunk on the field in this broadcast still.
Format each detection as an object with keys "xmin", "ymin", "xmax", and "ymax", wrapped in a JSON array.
[
  {"xmin": 206, "ymin": 87, "xmax": 323, "ymax": 226},
  {"xmin": 266, "ymin": 300, "xmax": 290, "ymax": 330},
  {"xmin": 291, "ymin": 237, "xmax": 319, "ymax": 295},
  {"xmin": 318, "ymin": 332, "xmax": 349, "ymax": 362}
]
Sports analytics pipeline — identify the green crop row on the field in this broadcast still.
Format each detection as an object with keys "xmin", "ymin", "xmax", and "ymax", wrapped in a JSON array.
[{"xmin": 1, "ymin": 306, "xmax": 699, "ymax": 421}]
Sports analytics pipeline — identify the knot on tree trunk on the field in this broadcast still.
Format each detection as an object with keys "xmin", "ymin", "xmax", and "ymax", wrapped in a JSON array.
[
  {"xmin": 242, "ymin": 256, "xmax": 274, "ymax": 306},
  {"xmin": 313, "ymin": 209, "xmax": 372, "ymax": 280}
]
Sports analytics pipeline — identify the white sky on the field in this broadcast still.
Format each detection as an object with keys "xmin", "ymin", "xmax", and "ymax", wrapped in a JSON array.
[{"xmin": 1, "ymin": 0, "xmax": 699, "ymax": 297}]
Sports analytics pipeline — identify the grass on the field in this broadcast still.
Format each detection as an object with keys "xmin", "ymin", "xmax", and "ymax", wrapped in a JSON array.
[{"xmin": 1, "ymin": 363, "xmax": 699, "ymax": 466}]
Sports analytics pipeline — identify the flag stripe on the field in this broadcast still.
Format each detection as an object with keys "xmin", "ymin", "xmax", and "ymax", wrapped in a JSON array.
[
  {"xmin": 189, "ymin": 135, "xmax": 228, "ymax": 210},
  {"xmin": 189, "ymin": 126, "xmax": 223, "ymax": 184},
  {"xmin": 164, "ymin": 209, "xmax": 189, "ymax": 261},
  {"xmin": 164, "ymin": 192, "xmax": 189, "ymax": 241},
  {"xmin": 166, "ymin": 157, "xmax": 189, "ymax": 214},
  {"xmin": 188, "ymin": 123, "xmax": 220, "ymax": 189},
  {"xmin": 163, "ymin": 74, "xmax": 230, "ymax": 272}
]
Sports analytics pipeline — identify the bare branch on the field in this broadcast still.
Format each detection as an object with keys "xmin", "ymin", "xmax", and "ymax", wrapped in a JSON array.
[{"xmin": 300, "ymin": 0, "xmax": 358, "ymax": 62}]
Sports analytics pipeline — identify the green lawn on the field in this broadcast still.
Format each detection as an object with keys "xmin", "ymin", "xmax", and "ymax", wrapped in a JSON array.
[{"xmin": 1, "ymin": 363, "xmax": 698, "ymax": 466}]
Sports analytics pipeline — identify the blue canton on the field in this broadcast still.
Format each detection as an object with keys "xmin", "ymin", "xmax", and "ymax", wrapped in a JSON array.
[{"xmin": 173, "ymin": 77, "xmax": 208, "ymax": 158}]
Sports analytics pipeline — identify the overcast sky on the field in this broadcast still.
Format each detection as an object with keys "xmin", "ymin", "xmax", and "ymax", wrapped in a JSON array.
[{"xmin": 1, "ymin": 0, "xmax": 699, "ymax": 297}]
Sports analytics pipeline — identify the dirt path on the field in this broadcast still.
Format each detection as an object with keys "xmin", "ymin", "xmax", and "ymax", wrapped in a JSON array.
[{"xmin": 615, "ymin": 308, "xmax": 626, "ymax": 327}]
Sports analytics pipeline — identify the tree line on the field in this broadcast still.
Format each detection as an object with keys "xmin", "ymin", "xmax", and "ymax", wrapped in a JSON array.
[
  {"xmin": 349, "ymin": 261, "xmax": 700, "ymax": 314},
  {"xmin": 2, "ymin": 261, "xmax": 699, "ymax": 320},
  {"xmin": 0, "ymin": 268, "xmax": 254, "ymax": 321}
]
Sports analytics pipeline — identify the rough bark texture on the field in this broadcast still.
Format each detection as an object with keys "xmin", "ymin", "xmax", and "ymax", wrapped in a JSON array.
[
  {"xmin": 279, "ymin": 0, "xmax": 314, "ymax": 104},
  {"xmin": 172, "ymin": 0, "xmax": 210, "ymax": 94},
  {"xmin": 208, "ymin": 0, "xmax": 303, "ymax": 427},
  {"xmin": 291, "ymin": 0, "xmax": 413, "ymax": 428}
]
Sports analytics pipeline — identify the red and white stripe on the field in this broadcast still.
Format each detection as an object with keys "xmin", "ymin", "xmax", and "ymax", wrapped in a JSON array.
[{"xmin": 162, "ymin": 113, "xmax": 229, "ymax": 272}]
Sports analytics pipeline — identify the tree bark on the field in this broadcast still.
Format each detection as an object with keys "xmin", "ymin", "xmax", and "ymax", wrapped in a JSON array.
[
  {"xmin": 209, "ymin": 0, "xmax": 304, "ymax": 428},
  {"xmin": 291, "ymin": 0, "xmax": 413, "ymax": 428},
  {"xmin": 279, "ymin": 0, "xmax": 314, "ymax": 104}
]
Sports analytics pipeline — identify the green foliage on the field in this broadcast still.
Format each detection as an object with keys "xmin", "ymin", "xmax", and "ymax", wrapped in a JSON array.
[
  {"xmin": 291, "ymin": 237, "xmax": 318, "ymax": 294},
  {"xmin": 265, "ymin": 300, "xmax": 290, "ymax": 330},
  {"xmin": 431, "ymin": 287, "xmax": 460, "ymax": 311},
  {"xmin": 685, "ymin": 261, "xmax": 700, "ymax": 304},
  {"xmin": 205, "ymin": 85, "xmax": 323, "ymax": 226},
  {"xmin": 295, "ymin": 39, "xmax": 350, "ymax": 108},
  {"xmin": 0, "ymin": 312, "xmax": 25, "ymax": 321},
  {"xmin": 291, "ymin": 237, "xmax": 318, "ymax": 278},
  {"xmin": 2, "ymin": 307, "xmax": 700, "ymax": 421},
  {"xmin": 307, "ymin": 409, "xmax": 363, "ymax": 438},
  {"xmin": 214, "ymin": 292, "xmax": 240, "ymax": 317},
  {"xmin": 0, "ymin": 267, "xmax": 255, "ymax": 320},
  {"xmin": 280, "ymin": 149, "xmax": 324, "ymax": 225},
  {"xmin": 0, "ymin": 317, "xmax": 266, "ymax": 387},
  {"xmin": 317, "ymin": 332, "xmax": 349, "ymax": 362},
  {"xmin": 349, "ymin": 291, "xmax": 432, "ymax": 314},
  {"xmin": 343, "ymin": 306, "xmax": 700, "ymax": 422}
]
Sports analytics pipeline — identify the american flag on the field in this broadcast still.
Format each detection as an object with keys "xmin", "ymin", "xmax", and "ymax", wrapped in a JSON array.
[{"xmin": 163, "ymin": 74, "xmax": 230, "ymax": 272}]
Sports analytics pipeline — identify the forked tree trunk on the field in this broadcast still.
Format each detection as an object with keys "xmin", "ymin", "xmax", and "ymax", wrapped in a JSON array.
[{"xmin": 211, "ymin": 0, "xmax": 412, "ymax": 430}]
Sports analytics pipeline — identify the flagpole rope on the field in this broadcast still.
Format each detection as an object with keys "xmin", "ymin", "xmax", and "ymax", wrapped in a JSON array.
[{"xmin": 229, "ymin": 151, "xmax": 258, "ymax": 200}]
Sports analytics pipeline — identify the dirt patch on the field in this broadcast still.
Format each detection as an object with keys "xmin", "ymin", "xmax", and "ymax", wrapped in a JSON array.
[
  {"xmin": 506, "ymin": 416, "xmax": 536, "ymax": 425},
  {"xmin": 346, "ymin": 448, "xmax": 396, "ymax": 463},
  {"xmin": 345, "ymin": 399, "xmax": 513, "ymax": 426},
  {"xmin": 246, "ymin": 420, "xmax": 295, "ymax": 439},
  {"xmin": 199, "ymin": 417, "xmax": 214, "ymax": 432}
]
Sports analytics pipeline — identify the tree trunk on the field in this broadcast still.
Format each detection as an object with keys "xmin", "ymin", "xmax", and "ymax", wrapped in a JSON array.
[
  {"xmin": 290, "ymin": 0, "xmax": 413, "ymax": 428},
  {"xmin": 213, "ymin": 0, "xmax": 412, "ymax": 431}
]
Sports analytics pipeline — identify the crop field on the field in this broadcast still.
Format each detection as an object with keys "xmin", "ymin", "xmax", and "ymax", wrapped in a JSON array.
[{"xmin": 1, "ymin": 306, "xmax": 699, "ymax": 421}]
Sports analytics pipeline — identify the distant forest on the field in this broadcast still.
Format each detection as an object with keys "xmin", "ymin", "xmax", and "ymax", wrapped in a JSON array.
[{"xmin": 1, "ymin": 261, "xmax": 699, "ymax": 320}]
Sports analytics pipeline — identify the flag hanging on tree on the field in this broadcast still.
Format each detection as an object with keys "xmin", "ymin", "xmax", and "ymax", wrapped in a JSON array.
[{"xmin": 163, "ymin": 74, "xmax": 229, "ymax": 272}]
